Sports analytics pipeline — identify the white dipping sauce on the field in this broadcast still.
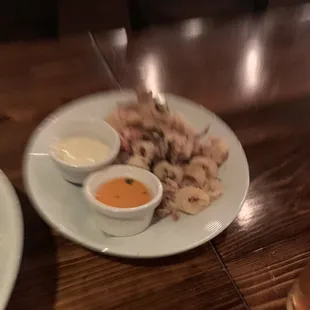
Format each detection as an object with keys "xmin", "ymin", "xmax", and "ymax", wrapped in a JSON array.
[{"xmin": 52, "ymin": 136, "xmax": 110, "ymax": 166}]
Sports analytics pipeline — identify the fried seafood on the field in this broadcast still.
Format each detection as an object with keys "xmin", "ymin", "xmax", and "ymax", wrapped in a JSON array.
[
  {"xmin": 175, "ymin": 186, "xmax": 210, "ymax": 215},
  {"xmin": 106, "ymin": 92, "xmax": 228, "ymax": 219},
  {"xmin": 190, "ymin": 156, "xmax": 218, "ymax": 179},
  {"xmin": 126, "ymin": 155, "xmax": 150, "ymax": 170},
  {"xmin": 153, "ymin": 161, "xmax": 183, "ymax": 184}
]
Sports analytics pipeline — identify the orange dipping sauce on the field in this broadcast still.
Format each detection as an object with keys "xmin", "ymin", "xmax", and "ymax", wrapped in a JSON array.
[{"xmin": 95, "ymin": 178, "xmax": 152, "ymax": 208}]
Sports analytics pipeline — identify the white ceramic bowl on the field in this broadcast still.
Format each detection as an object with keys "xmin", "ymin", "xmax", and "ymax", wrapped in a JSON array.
[
  {"xmin": 49, "ymin": 120, "xmax": 120, "ymax": 184},
  {"xmin": 84, "ymin": 165, "xmax": 163, "ymax": 237}
]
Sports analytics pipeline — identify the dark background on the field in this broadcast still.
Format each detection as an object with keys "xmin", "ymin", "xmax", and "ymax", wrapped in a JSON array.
[{"xmin": 0, "ymin": 0, "xmax": 308, "ymax": 42}]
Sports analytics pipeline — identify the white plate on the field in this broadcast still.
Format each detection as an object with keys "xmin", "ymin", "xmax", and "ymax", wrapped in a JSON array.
[
  {"xmin": 24, "ymin": 90, "xmax": 249, "ymax": 258},
  {"xmin": 0, "ymin": 171, "xmax": 23, "ymax": 309}
]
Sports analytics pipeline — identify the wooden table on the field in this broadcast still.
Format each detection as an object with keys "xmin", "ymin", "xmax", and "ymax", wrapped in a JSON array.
[{"xmin": 3, "ymin": 4, "xmax": 310, "ymax": 310}]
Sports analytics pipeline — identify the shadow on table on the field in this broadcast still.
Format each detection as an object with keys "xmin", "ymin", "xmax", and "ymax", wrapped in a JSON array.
[
  {"xmin": 105, "ymin": 242, "xmax": 210, "ymax": 267},
  {"xmin": 6, "ymin": 189, "xmax": 58, "ymax": 310}
]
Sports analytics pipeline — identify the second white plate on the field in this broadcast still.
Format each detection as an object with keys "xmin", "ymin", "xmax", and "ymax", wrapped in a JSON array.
[
  {"xmin": 24, "ymin": 90, "xmax": 249, "ymax": 258},
  {"xmin": 0, "ymin": 171, "xmax": 23, "ymax": 310}
]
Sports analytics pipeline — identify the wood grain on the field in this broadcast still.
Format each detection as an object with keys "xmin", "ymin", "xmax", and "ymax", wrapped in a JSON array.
[
  {"xmin": 213, "ymin": 97, "xmax": 310, "ymax": 260},
  {"xmin": 227, "ymin": 233, "xmax": 310, "ymax": 309},
  {"xmin": 0, "ymin": 34, "xmax": 115, "ymax": 181},
  {"xmin": 0, "ymin": 35, "xmax": 113, "ymax": 126},
  {"xmin": 95, "ymin": 5, "xmax": 310, "ymax": 114},
  {"xmin": 93, "ymin": 4, "xmax": 310, "ymax": 309},
  {"xmin": 54, "ymin": 243, "xmax": 245, "ymax": 310},
  {"xmin": 0, "ymin": 34, "xmax": 109, "ymax": 309},
  {"xmin": 0, "ymin": 34, "xmax": 247, "ymax": 309},
  {"xmin": 214, "ymin": 97, "xmax": 310, "ymax": 308}
]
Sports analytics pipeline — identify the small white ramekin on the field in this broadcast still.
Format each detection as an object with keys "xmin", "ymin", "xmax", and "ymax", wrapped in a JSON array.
[
  {"xmin": 49, "ymin": 120, "xmax": 120, "ymax": 184},
  {"xmin": 83, "ymin": 165, "xmax": 163, "ymax": 237}
]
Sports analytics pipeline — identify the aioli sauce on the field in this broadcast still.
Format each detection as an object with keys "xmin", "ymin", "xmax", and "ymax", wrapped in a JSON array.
[
  {"xmin": 96, "ymin": 178, "xmax": 152, "ymax": 208},
  {"xmin": 52, "ymin": 136, "xmax": 110, "ymax": 166}
]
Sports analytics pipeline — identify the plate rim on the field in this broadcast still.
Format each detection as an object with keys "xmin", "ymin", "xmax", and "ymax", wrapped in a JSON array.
[
  {"xmin": 23, "ymin": 90, "xmax": 249, "ymax": 258},
  {"xmin": 0, "ymin": 171, "xmax": 24, "ymax": 309}
]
